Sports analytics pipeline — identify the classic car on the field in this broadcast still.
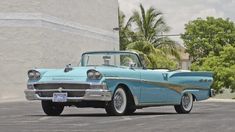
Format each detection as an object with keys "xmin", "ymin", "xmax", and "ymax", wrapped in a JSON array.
[{"xmin": 25, "ymin": 51, "xmax": 214, "ymax": 116}]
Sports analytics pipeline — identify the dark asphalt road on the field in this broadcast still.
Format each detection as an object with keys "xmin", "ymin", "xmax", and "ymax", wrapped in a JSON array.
[{"xmin": 0, "ymin": 101, "xmax": 234, "ymax": 132}]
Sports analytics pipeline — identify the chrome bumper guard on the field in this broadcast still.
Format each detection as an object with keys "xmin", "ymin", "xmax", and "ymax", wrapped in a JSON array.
[
  {"xmin": 24, "ymin": 83, "xmax": 112, "ymax": 102},
  {"xmin": 210, "ymin": 89, "xmax": 216, "ymax": 97}
]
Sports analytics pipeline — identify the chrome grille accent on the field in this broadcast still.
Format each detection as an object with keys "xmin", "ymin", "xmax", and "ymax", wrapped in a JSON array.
[
  {"xmin": 34, "ymin": 83, "xmax": 90, "ymax": 90},
  {"xmin": 36, "ymin": 91, "xmax": 85, "ymax": 97}
]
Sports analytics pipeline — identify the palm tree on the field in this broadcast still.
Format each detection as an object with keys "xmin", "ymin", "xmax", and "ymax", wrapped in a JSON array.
[
  {"xmin": 131, "ymin": 4, "xmax": 180, "ymax": 60},
  {"xmin": 119, "ymin": 11, "xmax": 134, "ymax": 50},
  {"xmin": 126, "ymin": 41, "xmax": 177, "ymax": 69}
]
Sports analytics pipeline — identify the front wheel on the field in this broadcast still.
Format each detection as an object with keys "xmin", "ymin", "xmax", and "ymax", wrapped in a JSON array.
[
  {"xmin": 105, "ymin": 87, "xmax": 127, "ymax": 116},
  {"xmin": 174, "ymin": 92, "xmax": 193, "ymax": 114},
  {"xmin": 41, "ymin": 101, "xmax": 64, "ymax": 116}
]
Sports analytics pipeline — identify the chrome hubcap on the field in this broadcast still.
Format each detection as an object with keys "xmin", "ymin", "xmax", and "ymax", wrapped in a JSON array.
[
  {"xmin": 113, "ymin": 88, "xmax": 126, "ymax": 113},
  {"xmin": 114, "ymin": 92, "xmax": 123, "ymax": 110},
  {"xmin": 182, "ymin": 93, "xmax": 192, "ymax": 111}
]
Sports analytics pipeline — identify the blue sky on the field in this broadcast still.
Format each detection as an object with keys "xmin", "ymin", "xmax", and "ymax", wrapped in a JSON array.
[{"xmin": 118, "ymin": 0, "xmax": 235, "ymax": 43}]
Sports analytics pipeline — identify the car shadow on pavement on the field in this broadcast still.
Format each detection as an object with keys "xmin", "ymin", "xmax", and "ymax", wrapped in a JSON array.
[
  {"xmin": 26, "ymin": 112, "xmax": 181, "ymax": 117},
  {"xmin": 62, "ymin": 112, "xmax": 178, "ymax": 117}
]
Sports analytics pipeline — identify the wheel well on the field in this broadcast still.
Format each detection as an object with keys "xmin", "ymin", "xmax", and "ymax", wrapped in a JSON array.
[
  {"xmin": 116, "ymin": 84, "xmax": 135, "ymax": 105},
  {"xmin": 183, "ymin": 92, "xmax": 197, "ymax": 101},
  {"xmin": 192, "ymin": 94, "xmax": 197, "ymax": 101}
]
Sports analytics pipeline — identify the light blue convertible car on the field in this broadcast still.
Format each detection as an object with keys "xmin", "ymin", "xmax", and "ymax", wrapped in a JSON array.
[{"xmin": 25, "ymin": 51, "xmax": 214, "ymax": 116}]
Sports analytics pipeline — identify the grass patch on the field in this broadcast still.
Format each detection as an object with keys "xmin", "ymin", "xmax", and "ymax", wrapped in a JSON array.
[{"xmin": 232, "ymin": 97, "xmax": 235, "ymax": 100}]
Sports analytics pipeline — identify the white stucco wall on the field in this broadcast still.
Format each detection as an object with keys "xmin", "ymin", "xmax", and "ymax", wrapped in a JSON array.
[{"xmin": 0, "ymin": 0, "xmax": 119, "ymax": 101}]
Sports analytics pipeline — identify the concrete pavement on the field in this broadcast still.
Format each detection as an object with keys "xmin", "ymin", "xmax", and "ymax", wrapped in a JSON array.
[{"xmin": 0, "ymin": 101, "xmax": 235, "ymax": 132}]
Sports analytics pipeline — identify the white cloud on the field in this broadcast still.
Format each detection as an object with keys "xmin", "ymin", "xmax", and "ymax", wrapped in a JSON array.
[
  {"xmin": 191, "ymin": 8, "xmax": 224, "ymax": 20},
  {"xmin": 118, "ymin": 0, "xmax": 138, "ymax": 17}
]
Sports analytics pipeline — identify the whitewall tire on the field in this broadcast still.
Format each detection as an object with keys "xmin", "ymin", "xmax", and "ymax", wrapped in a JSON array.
[
  {"xmin": 105, "ymin": 87, "xmax": 128, "ymax": 116},
  {"xmin": 174, "ymin": 92, "xmax": 193, "ymax": 114}
]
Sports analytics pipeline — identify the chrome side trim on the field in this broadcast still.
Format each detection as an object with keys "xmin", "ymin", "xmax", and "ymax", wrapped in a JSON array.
[
  {"xmin": 105, "ymin": 77, "xmax": 209, "ymax": 93},
  {"xmin": 136, "ymin": 102, "xmax": 179, "ymax": 107}
]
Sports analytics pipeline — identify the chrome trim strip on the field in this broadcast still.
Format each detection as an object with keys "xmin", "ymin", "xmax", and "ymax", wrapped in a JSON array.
[
  {"xmin": 28, "ymin": 81, "xmax": 98, "ymax": 85},
  {"xmin": 32, "ymin": 89, "xmax": 87, "ymax": 92},
  {"xmin": 105, "ymin": 77, "xmax": 208, "ymax": 93},
  {"xmin": 137, "ymin": 102, "xmax": 178, "ymax": 107}
]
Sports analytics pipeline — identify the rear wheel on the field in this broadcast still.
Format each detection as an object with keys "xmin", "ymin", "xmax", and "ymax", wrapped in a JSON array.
[
  {"xmin": 105, "ymin": 87, "xmax": 127, "ymax": 116},
  {"xmin": 41, "ymin": 100, "xmax": 64, "ymax": 116},
  {"xmin": 174, "ymin": 93, "xmax": 193, "ymax": 114}
]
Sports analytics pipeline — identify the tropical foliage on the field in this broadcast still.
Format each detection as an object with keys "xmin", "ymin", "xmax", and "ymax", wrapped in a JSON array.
[
  {"xmin": 181, "ymin": 17, "xmax": 235, "ymax": 92},
  {"xmin": 119, "ymin": 4, "xmax": 180, "ymax": 69},
  {"xmin": 126, "ymin": 41, "xmax": 177, "ymax": 69},
  {"xmin": 191, "ymin": 45, "xmax": 235, "ymax": 92},
  {"xmin": 119, "ymin": 11, "xmax": 134, "ymax": 50},
  {"xmin": 181, "ymin": 17, "xmax": 235, "ymax": 62}
]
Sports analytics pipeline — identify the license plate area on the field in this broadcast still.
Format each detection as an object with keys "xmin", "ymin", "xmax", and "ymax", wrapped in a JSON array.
[{"xmin": 52, "ymin": 93, "xmax": 68, "ymax": 102}]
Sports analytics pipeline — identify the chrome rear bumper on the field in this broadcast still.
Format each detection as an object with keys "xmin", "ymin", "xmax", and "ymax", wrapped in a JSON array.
[
  {"xmin": 210, "ymin": 89, "xmax": 216, "ymax": 97},
  {"xmin": 24, "ymin": 82, "xmax": 112, "ymax": 102}
]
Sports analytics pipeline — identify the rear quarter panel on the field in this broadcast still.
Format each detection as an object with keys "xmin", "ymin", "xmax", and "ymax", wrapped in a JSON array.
[{"xmin": 168, "ymin": 71, "xmax": 213, "ymax": 101}]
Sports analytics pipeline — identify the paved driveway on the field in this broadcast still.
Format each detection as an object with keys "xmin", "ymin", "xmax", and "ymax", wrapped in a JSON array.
[{"xmin": 0, "ymin": 101, "xmax": 234, "ymax": 132}]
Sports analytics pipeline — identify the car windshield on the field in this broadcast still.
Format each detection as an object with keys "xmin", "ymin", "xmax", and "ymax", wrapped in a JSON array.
[{"xmin": 81, "ymin": 52, "xmax": 142, "ymax": 68}]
